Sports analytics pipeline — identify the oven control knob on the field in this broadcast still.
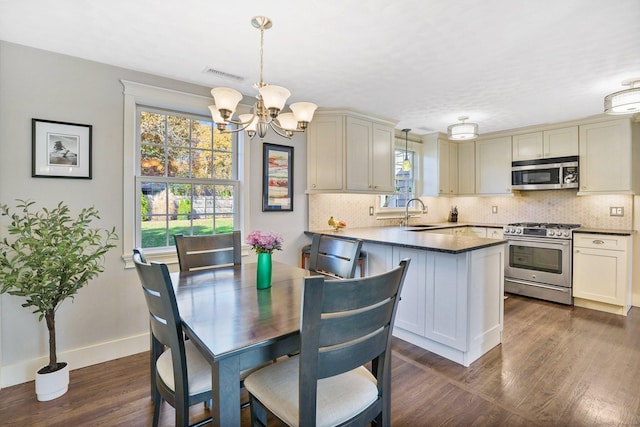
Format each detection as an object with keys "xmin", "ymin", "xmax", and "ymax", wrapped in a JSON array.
[
  {"xmin": 516, "ymin": 229, "xmax": 522, "ymax": 234},
  {"xmin": 563, "ymin": 231, "xmax": 569, "ymax": 237},
  {"xmin": 549, "ymin": 230, "xmax": 555, "ymax": 236}
]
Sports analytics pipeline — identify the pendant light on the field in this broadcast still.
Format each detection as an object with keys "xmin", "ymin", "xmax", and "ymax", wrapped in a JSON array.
[
  {"xmin": 402, "ymin": 129, "xmax": 411, "ymax": 172},
  {"xmin": 604, "ymin": 79, "xmax": 640, "ymax": 115}
]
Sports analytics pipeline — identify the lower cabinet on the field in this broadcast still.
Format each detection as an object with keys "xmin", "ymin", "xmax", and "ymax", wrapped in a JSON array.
[
  {"xmin": 363, "ymin": 241, "xmax": 505, "ymax": 367},
  {"xmin": 573, "ymin": 233, "xmax": 632, "ymax": 315}
]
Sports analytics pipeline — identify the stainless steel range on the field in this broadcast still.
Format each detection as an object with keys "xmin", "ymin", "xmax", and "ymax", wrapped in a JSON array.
[{"xmin": 503, "ymin": 222, "xmax": 581, "ymax": 305}]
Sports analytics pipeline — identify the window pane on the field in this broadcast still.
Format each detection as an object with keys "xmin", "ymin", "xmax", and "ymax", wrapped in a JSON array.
[
  {"xmin": 140, "ymin": 111, "xmax": 165, "ymax": 144},
  {"xmin": 192, "ymin": 119, "xmax": 213, "ymax": 150},
  {"xmin": 141, "ymin": 144, "xmax": 166, "ymax": 176},
  {"xmin": 167, "ymin": 115, "xmax": 190, "ymax": 146},
  {"xmin": 167, "ymin": 147, "xmax": 190, "ymax": 177},
  {"xmin": 191, "ymin": 148, "xmax": 213, "ymax": 179}
]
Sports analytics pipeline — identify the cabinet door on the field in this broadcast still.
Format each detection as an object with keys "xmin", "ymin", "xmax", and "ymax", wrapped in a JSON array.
[
  {"xmin": 512, "ymin": 132, "xmax": 543, "ymax": 161},
  {"xmin": 371, "ymin": 123, "xmax": 395, "ymax": 192},
  {"xmin": 448, "ymin": 142, "xmax": 458, "ymax": 194},
  {"xmin": 424, "ymin": 251, "xmax": 468, "ymax": 351},
  {"xmin": 475, "ymin": 136, "xmax": 512, "ymax": 195},
  {"xmin": 438, "ymin": 139, "xmax": 450, "ymax": 195},
  {"xmin": 346, "ymin": 116, "xmax": 372, "ymax": 191},
  {"xmin": 544, "ymin": 126, "xmax": 578, "ymax": 158},
  {"xmin": 579, "ymin": 119, "xmax": 632, "ymax": 194},
  {"xmin": 307, "ymin": 115, "xmax": 344, "ymax": 191},
  {"xmin": 392, "ymin": 247, "xmax": 426, "ymax": 336},
  {"xmin": 573, "ymin": 247, "xmax": 627, "ymax": 306},
  {"xmin": 457, "ymin": 141, "xmax": 475, "ymax": 195}
]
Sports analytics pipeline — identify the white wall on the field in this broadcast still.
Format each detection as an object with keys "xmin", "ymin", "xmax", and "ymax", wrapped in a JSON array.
[{"xmin": 0, "ymin": 41, "xmax": 309, "ymax": 387}]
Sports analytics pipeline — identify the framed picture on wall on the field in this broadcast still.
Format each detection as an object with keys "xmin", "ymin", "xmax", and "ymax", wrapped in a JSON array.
[
  {"xmin": 262, "ymin": 143, "xmax": 293, "ymax": 212},
  {"xmin": 32, "ymin": 118, "xmax": 92, "ymax": 179}
]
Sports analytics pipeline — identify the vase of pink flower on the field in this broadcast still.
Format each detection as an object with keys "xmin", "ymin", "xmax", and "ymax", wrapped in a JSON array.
[{"xmin": 246, "ymin": 230, "xmax": 283, "ymax": 289}]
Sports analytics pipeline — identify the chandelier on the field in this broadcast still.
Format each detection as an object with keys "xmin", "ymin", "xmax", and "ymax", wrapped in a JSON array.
[
  {"xmin": 209, "ymin": 16, "xmax": 317, "ymax": 139},
  {"xmin": 604, "ymin": 79, "xmax": 640, "ymax": 115},
  {"xmin": 447, "ymin": 116, "xmax": 478, "ymax": 140}
]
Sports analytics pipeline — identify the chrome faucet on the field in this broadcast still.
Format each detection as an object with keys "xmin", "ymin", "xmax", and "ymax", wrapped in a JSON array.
[{"xmin": 404, "ymin": 198, "xmax": 426, "ymax": 227}]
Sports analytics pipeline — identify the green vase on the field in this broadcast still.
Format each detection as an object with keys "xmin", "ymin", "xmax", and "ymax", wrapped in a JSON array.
[{"xmin": 256, "ymin": 252, "xmax": 272, "ymax": 289}]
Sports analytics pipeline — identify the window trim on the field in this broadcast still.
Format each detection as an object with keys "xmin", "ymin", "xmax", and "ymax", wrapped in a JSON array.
[
  {"xmin": 121, "ymin": 80, "xmax": 250, "ymax": 268},
  {"xmin": 376, "ymin": 138, "xmax": 421, "ymax": 218}
]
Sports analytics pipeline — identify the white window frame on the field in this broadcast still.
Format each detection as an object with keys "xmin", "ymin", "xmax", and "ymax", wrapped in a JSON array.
[
  {"xmin": 121, "ymin": 80, "xmax": 250, "ymax": 268},
  {"xmin": 376, "ymin": 138, "xmax": 421, "ymax": 219}
]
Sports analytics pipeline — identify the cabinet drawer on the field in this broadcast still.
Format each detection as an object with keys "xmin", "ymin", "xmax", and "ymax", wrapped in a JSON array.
[{"xmin": 573, "ymin": 234, "xmax": 628, "ymax": 251}]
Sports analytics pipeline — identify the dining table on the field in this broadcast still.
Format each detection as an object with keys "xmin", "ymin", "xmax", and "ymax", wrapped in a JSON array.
[{"xmin": 171, "ymin": 261, "xmax": 310, "ymax": 427}]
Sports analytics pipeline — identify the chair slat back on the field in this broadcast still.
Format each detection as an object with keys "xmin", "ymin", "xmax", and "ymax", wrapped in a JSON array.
[
  {"xmin": 298, "ymin": 258, "xmax": 410, "ymax": 422},
  {"xmin": 307, "ymin": 234, "xmax": 363, "ymax": 279},
  {"xmin": 174, "ymin": 231, "xmax": 241, "ymax": 272},
  {"xmin": 132, "ymin": 249, "xmax": 183, "ymax": 350}
]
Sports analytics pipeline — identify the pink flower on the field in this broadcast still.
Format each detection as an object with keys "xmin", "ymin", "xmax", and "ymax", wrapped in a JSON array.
[{"xmin": 246, "ymin": 230, "xmax": 283, "ymax": 254}]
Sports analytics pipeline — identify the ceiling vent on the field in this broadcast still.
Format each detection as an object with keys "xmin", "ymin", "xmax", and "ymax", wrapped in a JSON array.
[{"xmin": 203, "ymin": 67, "xmax": 245, "ymax": 82}]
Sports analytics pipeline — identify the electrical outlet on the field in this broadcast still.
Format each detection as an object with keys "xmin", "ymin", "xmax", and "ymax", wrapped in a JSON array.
[
  {"xmin": 610, "ymin": 206, "xmax": 624, "ymax": 216},
  {"xmin": 369, "ymin": 206, "xmax": 374, "ymax": 216},
  {"xmin": 492, "ymin": 206, "xmax": 498, "ymax": 214}
]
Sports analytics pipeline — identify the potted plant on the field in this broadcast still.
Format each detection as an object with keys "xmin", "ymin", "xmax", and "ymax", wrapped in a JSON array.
[{"xmin": 0, "ymin": 200, "xmax": 117, "ymax": 401}]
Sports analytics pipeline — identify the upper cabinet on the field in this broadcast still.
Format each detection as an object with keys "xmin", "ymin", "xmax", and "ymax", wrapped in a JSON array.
[
  {"xmin": 512, "ymin": 126, "xmax": 578, "ymax": 161},
  {"xmin": 346, "ymin": 116, "xmax": 395, "ymax": 193},
  {"xmin": 422, "ymin": 134, "xmax": 458, "ymax": 196},
  {"xmin": 307, "ymin": 113, "xmax": 345, "ymax": 192},
  {"xmin": 475, "ymin": 136, "xmax": 512, "ymax": 195},
  {"xmin": 457, "ymin": 140, "xmax": 476, "ymax": 195},
  {"xmin": 306, "ymin": 110, "xmax": 396, "ymax": 194},
  {"xmin": 578, "ymin": 119, "xmax": 640, "ymax": 195}
]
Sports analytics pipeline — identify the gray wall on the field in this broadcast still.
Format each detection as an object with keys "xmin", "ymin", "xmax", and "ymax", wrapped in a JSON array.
[{"xmin": 0, "ymin": 41, "xmax": 309, "ymax": 386}]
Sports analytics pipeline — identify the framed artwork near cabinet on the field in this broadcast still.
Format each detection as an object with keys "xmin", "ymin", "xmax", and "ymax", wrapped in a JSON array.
[
  {"xmin": 262, "ymin": 143, "xmax": 293, "ymax": 212},
  {"xmin": 32, "ymin": 118, "xmax": 92, "ymax": 179}
]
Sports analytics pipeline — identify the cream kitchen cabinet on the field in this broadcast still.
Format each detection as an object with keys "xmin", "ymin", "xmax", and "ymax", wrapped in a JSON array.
[
  {"xmin": 452, "ymin": 227, "xmax": 486, "ymax": 237},
  {"xmin": 307, "ymin": 110, "xmax": 396, "ymax": 193},
  {"xmin": 512, "ymin": 126, "xmax": 578, "ymax": 161},
  {"xmin": 578, "ymin": 119, "xmax": 640, "ymax": 195},
  {"xmin": 346, "ymin": 116, "xmax": 395, "ymax": 193},
  {"xmin": 457, "ymin": 140, "xmax": 476, "ymax": 195},
  {"xmin": 573, "ymin": 233, "xmax": 632, "ymax": 316},
  {"xmin": 422, "ymin": 134, "xmax": 458, "ymax": 196},
  {"xmin": 475, "ymin": 136, "xmax": 513, "ymax": 195},
  {"xmin": 306, "ymin": 113, "xmax": 345, "ymax": 191}
]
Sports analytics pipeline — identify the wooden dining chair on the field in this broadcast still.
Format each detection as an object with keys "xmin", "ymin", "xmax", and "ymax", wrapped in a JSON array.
[
  {"xmin": 306, "ymin": 234, "xmax": 363, "ymax": 279},
  {"xmin": 174, "ymin": 231, "xmax": 241, "ymax": 272},
  {"xmin": 244, "ymin": 258, "xmax": 411, "ymax": 427},
  {"xmin": 133, "ymin": 248, "xmax": 212, "ymax": 427}
]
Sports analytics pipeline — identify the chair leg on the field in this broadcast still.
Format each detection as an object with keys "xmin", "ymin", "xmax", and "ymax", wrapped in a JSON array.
[
  {"xmin": 249, "ymin": 394, "xmax": 268, "ymax": 427},
  {"xmin": 152, "ymin": 395, "xmax": 162, "ymax": 427}
]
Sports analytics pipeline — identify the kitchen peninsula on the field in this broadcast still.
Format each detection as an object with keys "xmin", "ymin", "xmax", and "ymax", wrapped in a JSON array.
[{"xmin": 306, "ymin": 227, "xmax": 506, "ymax": 367}]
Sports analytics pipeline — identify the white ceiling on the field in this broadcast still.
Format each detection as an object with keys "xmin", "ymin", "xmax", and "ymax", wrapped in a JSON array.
[{"xmin": 1, "ymin": 0, "xmax": 639, "ymax": 135}]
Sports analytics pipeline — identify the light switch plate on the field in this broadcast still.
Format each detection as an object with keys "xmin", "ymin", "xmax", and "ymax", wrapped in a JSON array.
[{"xmin": 610, "ymin": 207, "xmax": 624, "ymax": 216}]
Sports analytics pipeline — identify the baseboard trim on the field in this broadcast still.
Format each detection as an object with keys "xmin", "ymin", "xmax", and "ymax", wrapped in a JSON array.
[{"xmin": 1, "ymin": 332, "xmax": 149, "ymax": 388}]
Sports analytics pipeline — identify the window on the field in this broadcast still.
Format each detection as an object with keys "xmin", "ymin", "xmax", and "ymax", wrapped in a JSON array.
[
  {"xmin": 136, "ymin": 107, "xmax": 238, "ymax": 249},
  {"xmin": 380, "ymin": 149, "xmax": 416, "ymax": 209}
]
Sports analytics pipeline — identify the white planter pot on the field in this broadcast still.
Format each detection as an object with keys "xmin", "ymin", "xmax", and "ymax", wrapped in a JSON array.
[{"xmin": 35, "ymin": 363, "xmax": 69, "ymax": 401}]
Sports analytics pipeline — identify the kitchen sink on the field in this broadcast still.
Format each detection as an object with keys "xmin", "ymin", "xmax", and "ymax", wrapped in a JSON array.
[{"xmin": 405, "ymin": 225, "xmax": 439, "ymax": 231}]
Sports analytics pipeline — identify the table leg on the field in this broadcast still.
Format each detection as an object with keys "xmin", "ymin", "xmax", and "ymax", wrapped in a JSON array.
[{"xmin": 212, "ymin": 356, "xmax": 241, "ymax": 427}]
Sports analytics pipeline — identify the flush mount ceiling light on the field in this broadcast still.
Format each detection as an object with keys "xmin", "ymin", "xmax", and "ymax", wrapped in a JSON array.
[
  {"xmin": 447, "ymin": 116, "xmax": 478, "ymax": 140},
  {"xmin": 209, "ymin": 16, "xmax": 317, "ymax": 139},
  {"xmin": 402, "ymin": 128, "xmax": 411, "ymax": 172},
  {"xmin": 604, "ymin": 79, "xmax": 640, "ymax": 115}
]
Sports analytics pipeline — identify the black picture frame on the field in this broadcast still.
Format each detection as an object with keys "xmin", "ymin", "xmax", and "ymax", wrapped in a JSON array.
[
  {"xmin": 262, "ymin": 143, "xmax": 294, "ymax": 212},
  {"xmin": 32, "ymin": 118, "xmax": 92, "ymax": 179}
]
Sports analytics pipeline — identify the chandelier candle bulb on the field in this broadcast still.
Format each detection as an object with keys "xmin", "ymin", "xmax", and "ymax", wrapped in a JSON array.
[{"xmin": 210, "ymin": 87, "xmax": 243, "ymax": 119}]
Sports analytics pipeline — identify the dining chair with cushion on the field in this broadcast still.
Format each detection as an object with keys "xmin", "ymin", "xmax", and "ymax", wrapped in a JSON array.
[
  {"xmin": 133, "ymin": 248, "xmax": 212, "ymax": 427},
  {"xmin": 174, "ymin": 231, "xmax": 241, "ymax": 272},
  {"xmin": 244, "ymin": 258, "xmax": 411, "ymax": 427},
  {"xmin": 306, "ymin": 234, "xmax": 363, "ymax": 279}
]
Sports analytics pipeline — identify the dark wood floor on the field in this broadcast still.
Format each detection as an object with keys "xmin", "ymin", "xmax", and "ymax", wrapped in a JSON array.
[{"xmin": 2, "ymin": 294, "xmax": 640, "ymax": 426}]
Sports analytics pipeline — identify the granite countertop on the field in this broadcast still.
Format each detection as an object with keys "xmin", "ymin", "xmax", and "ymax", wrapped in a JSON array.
[
  {"xmin": 574, "ymin": 228, "xmax": 634, "ymax": 236},
  {"xmin": 306, "ymin": 226, "xmax": 506, "ymax": 254}
]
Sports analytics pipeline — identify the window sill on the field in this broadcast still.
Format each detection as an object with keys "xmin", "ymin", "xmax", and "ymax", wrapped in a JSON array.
[{"xmin": 123, "ymin": 244, "xmax": 252, "ymax": 269}]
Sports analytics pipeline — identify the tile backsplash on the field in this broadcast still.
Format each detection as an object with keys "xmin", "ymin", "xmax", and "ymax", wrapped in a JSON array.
[{"xmin": 309, "ymin": 191, "xmax": 634, "ymax": 231}]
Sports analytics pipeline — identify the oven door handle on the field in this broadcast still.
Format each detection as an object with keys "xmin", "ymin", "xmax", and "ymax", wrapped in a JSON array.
[
  {"xmin": 505, "ymin": 278, "xmax": 571, "ymax": 292},
  {"xmin": 506, "ymin": 237, "xmax": 571, "ymax": 246}
]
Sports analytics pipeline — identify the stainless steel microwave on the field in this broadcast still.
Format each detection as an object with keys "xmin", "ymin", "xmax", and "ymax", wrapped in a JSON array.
[{"xmin": 511, "ymin": 156, "xmax": 579, "ymax": 190}]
